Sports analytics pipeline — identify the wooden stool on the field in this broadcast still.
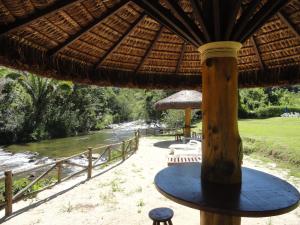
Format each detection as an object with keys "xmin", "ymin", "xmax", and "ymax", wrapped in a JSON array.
[{"xmin": 149, "ymin": 207, "xmax": 174, "ymax": 225}]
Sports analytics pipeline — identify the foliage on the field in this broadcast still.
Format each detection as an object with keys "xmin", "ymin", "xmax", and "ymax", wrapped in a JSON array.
[
  {"xmin": 238, "ymin": 86, "xmax": 300, "ymax": 118},
  {"xmin": 0, "ymin": 176, "xmax": 55, "ymax": 202},
  {"xmin": 162, "ymin": 110, "xmax": 185, "ymax": 128},
  {"xmin": 0, "ymin": 67, "xmax": 170, "ymax": 145}
]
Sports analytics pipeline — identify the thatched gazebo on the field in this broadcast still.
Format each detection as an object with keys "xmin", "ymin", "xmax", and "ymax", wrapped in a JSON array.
[
  {"xmin": 0, "ymin": 1, "xmax": 299, "ymax": 224},
  {"xmin": 154, "ymin": 90, "xmax": 202, "ymax": 137}
]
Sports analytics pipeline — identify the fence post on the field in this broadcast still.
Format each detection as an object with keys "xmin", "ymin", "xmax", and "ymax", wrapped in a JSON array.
[
  {"xmin": 56, "ymin": 161, "xmax": 62, "ymax": 183},
  {"xmin": 87, "ymin": 147, "xmax": 92, "ymax": 179},
  {"xmin": 108, "ymin": 147, "xmax": 111, "ymax": 162},
  {"xmin": 5, "ymin": 171, "xmax": 13, "ymax": 217},
  {"xmin": 135, "ymin": 131, "xmax": 139, "ymax": 151},
  {"xmin": 122, "ymin": 141, "xmax": 126, "ymax": 161}
]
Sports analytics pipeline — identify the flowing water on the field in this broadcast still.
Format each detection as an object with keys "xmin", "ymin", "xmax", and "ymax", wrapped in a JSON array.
[{"xmin": 0, "ymin": 120, "xmax": 151, "ymax": 175}]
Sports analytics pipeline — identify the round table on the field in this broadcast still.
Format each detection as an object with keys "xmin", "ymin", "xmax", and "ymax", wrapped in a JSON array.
[{"xmin": 155, "ymin": 163, "xmax": 300, "ymax": 217}]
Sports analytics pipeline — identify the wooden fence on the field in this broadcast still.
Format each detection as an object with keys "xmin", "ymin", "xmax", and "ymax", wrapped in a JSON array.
[{"xmin": 0, "ymin": 131, "xmax": 140, "ymax": 217}]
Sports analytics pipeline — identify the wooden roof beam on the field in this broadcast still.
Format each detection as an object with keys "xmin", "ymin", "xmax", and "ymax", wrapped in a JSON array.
[
  {"xmin": 277, "ymin": 12, "xmax": 299, "ymax": 38},
  {"xmin": 132, "ymin": 0, "xmax": 200, "ymax": 47},
  {"xmin": 48, "ymin": 0, "xmax": 129, "ymax": 56},
  {"xmin": 250, "ymin": 36, "xmax": 264, "ymax": 70},
  {"xmin": 189, "ymin": 0, "xmax": 210, "ymax": 42},
  {"xmin": 135, "ymin": 26, "xmax": 163, "ymax": 73},
  {"xmin": 96, "ymin": 13, "xmax": 146, "ymax": 67},
  {"xmin": 213, "ymin": 0, "xmax": 220, "ymax": 40},
  {"xmin": 163, "ymin": 0, "xmax": 205, "ymax": 44},
  {"xmin": 231, "ymin": 0, "xmax": 260, "ymax": 41},
  {"xmin": 0, "ymin": 0, "xmax": 82, "ymax": 35},
  {"xmin": 224, "ymin": 0, "xmax": 242, "ymax": 40},
  {"xmin": 239, "ymin": 0, "xmax": 288, "ymax": 43},
  {"xmin": 175, "ymin": 41, "xmax": 186, "ymax": 74}
]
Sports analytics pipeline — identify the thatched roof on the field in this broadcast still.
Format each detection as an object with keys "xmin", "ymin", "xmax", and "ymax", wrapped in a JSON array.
[
  {"xmin": 154, "ymin": 90, "xmax": 202, "ymax": 110},
  {"xmin": 0, "ymin": 0, "xmax": 299, "ymax": 89}
]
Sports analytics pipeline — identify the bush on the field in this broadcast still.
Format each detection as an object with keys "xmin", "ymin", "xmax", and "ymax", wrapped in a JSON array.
[{"xmin": 255, "ymin": 106, "xmax": 300, "ymax": 118}]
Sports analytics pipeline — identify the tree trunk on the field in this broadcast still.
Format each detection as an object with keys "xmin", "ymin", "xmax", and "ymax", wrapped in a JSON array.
[
  {"xmin": 201, "ymin": 57, "xmax": 242, "ymax": 184},
  {"xmin": 199, "ymin": 41, "xmax": 243, "ymax": 225}
]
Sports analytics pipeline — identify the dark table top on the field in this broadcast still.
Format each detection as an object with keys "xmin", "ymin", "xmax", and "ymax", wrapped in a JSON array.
[{"xmin": 155, "ymin": 163, "xmax": 300, "ymax": 217}]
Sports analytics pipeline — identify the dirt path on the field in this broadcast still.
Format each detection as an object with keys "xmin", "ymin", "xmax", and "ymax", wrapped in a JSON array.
[{"xmin": 1, "ymin": 137, "xmax": 299, "ymax": 225}]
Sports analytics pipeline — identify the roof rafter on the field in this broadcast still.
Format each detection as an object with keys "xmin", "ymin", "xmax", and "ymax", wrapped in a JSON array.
[
  {"xmin": 250, "ymin": 36, "xmax": 264, "ymax": 70},
  {"xmin": 277, "ymin": 12, "xmax": 299, "ymax": 38},
  {"xmin": 239, "ymin": 0, "xmax": 288, "ymax": 42},
  {"xmin": 96, "ymin": 13, "xmax": 146, "ymax": 67},
  {"xmin": 189, "ymin": 0, "xmax": 210, "ymax": 42},
  {"xmin": 163, "ymin": 0, "xmax": 205, "ymax": 44},
  {"xmin": 48, "ymin": 0, "xmax": 129, "ymax": 56},
  {"xmin": 132, "ymin": 0, "xmax": 199, "ymax": 47},
  {"xmin": 231, "ymin": 0, "xmax": 260, "ymax": 41},
  {"xmin": 175, "ymin": 41, "xmax": 186, "ymax": 74},
  {"xmin": 0, "ymin": 0, "xmax": 82, "ymax": 36},
  {"xmin": 224, "ymin": 0, "xmax": 242, "ymax": 40},
  {"xmin": 135, "ymin": 26, "xmax": 163, "ymax": 73}
]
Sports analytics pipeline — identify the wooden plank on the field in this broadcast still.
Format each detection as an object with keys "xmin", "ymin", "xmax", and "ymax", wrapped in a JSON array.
[
  {"xmin": 96, "ymin": 13, "xmax": 146, "ymax": 67},
  {"xmin": 132, "ymin": 0, "xmax": 199, "ymax": 46},
  {"xmin": 189, "ymin": 0, "xmax": 210, "ymax": 41},
  {"xmin": 135, "ymin": 26, "xmax": 163, "ymax": 73},
  {"xmin": 0, "ymin": 0, "xmax": 82, "ymax": 35},
  {"xmin": 48, "ymin": 0, "xmax": 130, "ymax": 55},
  {"xmin": 277, "ymin": 12, "xmax": 299, "ymax": 38},
  {"xmin": 250, "ymin": 36, "xmax": 264, "ymax": 69},
  {"xmin": 13, "ymin": 164, "xmax": 56, "ymax": 200},
  {"xmin": 4, "ymin": 171, "xmax": 12, "ymax": 217}
]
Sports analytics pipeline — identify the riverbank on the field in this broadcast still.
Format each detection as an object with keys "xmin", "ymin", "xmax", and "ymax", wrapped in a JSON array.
[
  {"xmin": 1, "ymin": 137, "xmax": 299, "ymax": 225},
  {"xmin": 0, "ymin": 120, "xmax": 154, "ymax": 174}
]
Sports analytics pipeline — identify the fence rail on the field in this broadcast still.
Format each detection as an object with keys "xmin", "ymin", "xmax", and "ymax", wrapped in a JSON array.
[{"xmin": 0, "ymin": 131, "xmax": 140, "ymax": 217}]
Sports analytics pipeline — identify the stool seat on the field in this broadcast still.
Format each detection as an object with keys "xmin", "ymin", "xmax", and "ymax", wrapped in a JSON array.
[{"xmin": 149, "ymin": 207, "xmax": 174, "ymax": 222}]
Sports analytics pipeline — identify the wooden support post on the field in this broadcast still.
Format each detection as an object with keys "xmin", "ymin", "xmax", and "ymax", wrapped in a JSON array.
[
  {"xmin": 108, "ymin": 147, "xmax": 111, "ymax": 162},
  {"xmin": 200, "ymin": 212, "xmax": 241, "ymax": 225},
  {"xmin": 87, "ymin": 147, "xmax": 92, "ymax": 179},
  {"xmin": 199, "ymin": 42, "xmax": 243, "ymax": 225},
  {"xmin": 135, "ymin": 131, "xmax": 139, "ymax": 151},
  {"xmin": 56, "ymin": 161, "xmax": 62, "ymax": 183},
  {"xmin": 4, "ymin": 171, "xmax": 13, "ymax": 217},
  {"xmin": 122, "ymin": 141, "xmax": 126, "ymax": 161},
  {"xmin": 184, "ymin": 108, "xmax": 192, "ymax": 137}
]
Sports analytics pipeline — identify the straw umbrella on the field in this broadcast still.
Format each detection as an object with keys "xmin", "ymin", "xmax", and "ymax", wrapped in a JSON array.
[
  {"xmin": 0, "ymin": 1, "xmax": 299, "ymax": 224},
  {"xmin": 154, "ymin": 90, "xmax": 202, "ymax": 138}
]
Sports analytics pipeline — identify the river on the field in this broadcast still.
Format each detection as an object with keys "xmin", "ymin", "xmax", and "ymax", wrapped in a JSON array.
[{"xmin": 0, "ymin": 120, "xmax": 154, "ymax": 175}]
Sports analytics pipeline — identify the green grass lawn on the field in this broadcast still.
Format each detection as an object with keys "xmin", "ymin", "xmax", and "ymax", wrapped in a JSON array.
[
  {"xmin": 238, "ymin": 117, "xmax": 300, "ymax": 163},
  {"xmin": 193, "ymin": 117, "xmax": 300, "ymax": 175}
]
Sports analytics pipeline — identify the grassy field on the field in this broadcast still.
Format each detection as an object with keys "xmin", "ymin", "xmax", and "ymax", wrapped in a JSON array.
[{"xmin": 194, "ymin": 117, "xmax": 300, "ymax": 176}]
